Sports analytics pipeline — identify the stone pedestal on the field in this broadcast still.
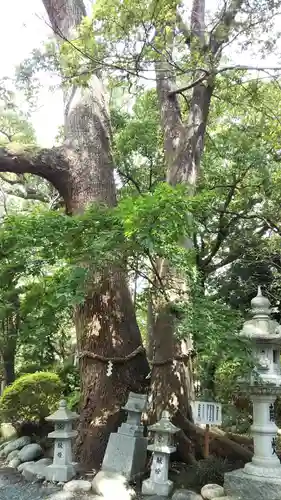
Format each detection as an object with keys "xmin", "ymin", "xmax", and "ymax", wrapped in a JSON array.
[
  {"xmin": 45, "ymin": 400, "xmax": 78, "ymax": 483},
  {"xmin": 142, "ymin": 411, "xmax": 179, "ymax": 497},
  {"xmin": 142, "ymin": 452, "xmax": 173, "ymax": 497},
  {"xmin": 225, "ymin": 389, "xmax": 281, "ymax": 499},
  {"xmin": 102, "ymin": 392, "xmax": 147, "ymax": 480},
  {"xmin": 244, "ymin": 393, "xmax": 281, "ymax": 476},
  {"xmin": 224, "ymin": 468, "xmax": 281, "ymax": 500}
]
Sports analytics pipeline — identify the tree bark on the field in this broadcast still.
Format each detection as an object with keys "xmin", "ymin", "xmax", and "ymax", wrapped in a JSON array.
[
  {"xmin": 0, "ymin": 148, "xmax": 71, "ymax": 209},
  {"xmin": 150, "ymin": 303, "xmax": 194, "ymax": 420},
  {"xmin": 0, "ymin": 0, "xmax": 149, "ymax": 469}
]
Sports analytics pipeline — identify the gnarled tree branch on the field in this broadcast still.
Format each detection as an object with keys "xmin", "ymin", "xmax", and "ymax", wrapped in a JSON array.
[{"xmin": 0, "ymin": 147, "xmax": 71, "ymax": 207}]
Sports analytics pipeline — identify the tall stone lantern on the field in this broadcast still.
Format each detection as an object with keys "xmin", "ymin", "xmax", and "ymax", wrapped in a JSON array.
[
  {"xmin": 45, "ymin": 400, "xmax": 78, "ymax": 483},
  {"xmin": 224, "ymin": 287, "xmax": 281, "ymax": 500}
]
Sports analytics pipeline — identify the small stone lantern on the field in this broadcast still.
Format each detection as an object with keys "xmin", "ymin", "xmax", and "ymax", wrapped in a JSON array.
[
  {"xmin": 45, "ymin": 399, "xmax": 79, "ymax": 483},
  {"xmin": 142, "ymin": 410, "xmax": 179, "ymax": 497}
]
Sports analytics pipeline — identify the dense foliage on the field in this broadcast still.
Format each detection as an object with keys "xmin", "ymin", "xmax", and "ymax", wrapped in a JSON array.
[{"xmin": 0, "ymin": 372, "xmax": 63, "ymax": 424}]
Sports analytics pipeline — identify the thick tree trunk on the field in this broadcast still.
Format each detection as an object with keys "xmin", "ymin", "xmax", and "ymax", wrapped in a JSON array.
[
  {"xmin": 74, "ymin": 271, "xmax": 149, "ymax": 467},
  {"xmin": 148, "ymin": 31, "xmax": 211, "ymax": 420},
  {"xmin": 40, "ymin": 0, "xmax": 149, "ymax": 468},
  {"xmin": 150, "ymin": 0, "xmax": 243, "ymax": 432},
  {"xmin": 150, "ymin": 304, "xmax": 194, "ymax": 420},
  {"xmin": 0, "ymin": 83, "xmax": 149, "ymax": 468}
]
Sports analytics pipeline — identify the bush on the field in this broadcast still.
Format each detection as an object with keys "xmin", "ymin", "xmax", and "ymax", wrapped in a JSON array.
[
  {"xmin": 171, "ymin": 457, "xmax": 239, "ymax": 492},
  {"xmin": 55, "ymin": 362, "xmax": 80, "ymax": 396},
  {"xmin": 0, "ymin": 371, "xmax": 63, "ymax": 425},
  {"xmin": 192, "ymin": 457, "xmax": 234, "ymax": 488},
  {"xmin": 66, "ymin": 390, "xmax": 81, "ymax": 412},
  {"xmin": 16, "ymin": 362, "xmax": 51, "ymax": 378}
]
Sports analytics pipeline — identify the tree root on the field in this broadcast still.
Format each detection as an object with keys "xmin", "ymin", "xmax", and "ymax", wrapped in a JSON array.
[
  {"xmin": 225, "ymin": 432, "xmax": 253, "ymax": 450},
  {"xmin": 174, "ymin": 412, "xmax": 253, "ymax": 464}
]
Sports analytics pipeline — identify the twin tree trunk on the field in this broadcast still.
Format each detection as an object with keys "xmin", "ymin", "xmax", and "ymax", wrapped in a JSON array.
[{"xmin": 0, "ymin": 0, "xmax": 249, "ymax": 469}]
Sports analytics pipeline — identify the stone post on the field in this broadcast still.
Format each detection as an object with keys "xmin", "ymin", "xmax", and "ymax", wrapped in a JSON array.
[
  {"xmin": 142, "ymin": 410, "xmax": 179, "ymax": 497},
  {"xmin": 45, "ymin": 399, "xmax": 78, "ymax": 483},
  {"xmin": 101, "ymin": 392, "xmax": 147, "ymax": 480},
  {"xmin": 244, "ymin": 391, "xmax": 281, "ymax": 475}
]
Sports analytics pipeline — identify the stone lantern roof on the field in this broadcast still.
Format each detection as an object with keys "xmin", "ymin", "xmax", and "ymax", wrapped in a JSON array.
[
  {"xmin": 251, "ymin": 286, "xmax": 271, "ymax": 314},
  {"xmin": 122, "ymin": 392, "xmax": 147, "ymax": 413},
  {"xmin": 46, "ymin": 399, "xmax": 79, "ymax": 422},
  {"xmin": 148, "ymin": 411, "xmax": 179, "ymax": 435},
  {"xmin": 240, "ymin": 287, "xmax": 281, "ymax": 343}
]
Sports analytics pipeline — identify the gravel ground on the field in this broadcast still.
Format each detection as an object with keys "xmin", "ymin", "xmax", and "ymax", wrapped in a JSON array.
[
  {"xmin": 0, "ymin": 466, "xmax": 60, "ymax": 500},
  {"xmin": 0, "ymin": 463, "xmax": 146, "ymax": 500}
]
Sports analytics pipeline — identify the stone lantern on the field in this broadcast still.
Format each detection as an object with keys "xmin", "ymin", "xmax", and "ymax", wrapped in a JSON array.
[
  {"xmin": 121, "ymin": 392, "xmax": 146, "ymax": 431},
  {"xmin": 224, "ymin": 287, "xmax": 281, "ymax": 500},
  {"xmin": 142, "ymin": 410, "xmax": 179, "ymax": 497},
  {"xmin": 102, "ymin": 392, "xmax": 147, "ymax": 480},
  {"xmin": 45, "ymin": 399, "xmax": 78, "ymax": 483}
]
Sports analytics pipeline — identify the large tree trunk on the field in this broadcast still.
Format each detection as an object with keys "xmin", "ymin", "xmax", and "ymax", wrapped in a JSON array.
[
  {"xmin": 150, "ymin": 0, "xmax": 243, "ymax": 426},
  {"xmin": 149, "ymin": 24, "xmax": 212, "ymax": 421},
  {"xmin": 150, "ymin": 302, "xmax": 194, "ymax": 421},
  {"xmin": 41, "ymin": 0, "xmax": 149, "ymax": 469},
  {"xmin": 0, "ymin": 0, "xmax": 148, "ymax": 469}
]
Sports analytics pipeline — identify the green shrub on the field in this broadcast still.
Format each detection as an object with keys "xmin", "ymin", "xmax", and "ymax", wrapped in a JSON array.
[
  {"xmin": 0, "ymin": 371, "xmax": 63, "ymax": 425},
  {"xmin": 66, "ymin": 390, "xmax": 81, "ymax": 412},
  {"xmin": 192, "ymin": 457, "xmax": 235, "ymax": 489},
  {"xmin": 16, "ymin": 362, "xmax": 50, "ymax": 378},
  {"xmin": 214, "ymin": 358, "xmax": 252, "ymax": 403},
  {"xmin": 221, "ymin": 402, "xmax": 252, "ymax": 434},
  {"xmin": 170, "ymin": 457, "xmax": 241, "ymax": 493},
  {"xmin": 55, "ymin": 362, "xmax": 80, "ymax": 396}
]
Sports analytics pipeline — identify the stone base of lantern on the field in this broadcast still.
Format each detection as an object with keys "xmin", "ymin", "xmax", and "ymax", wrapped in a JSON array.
[
  {"xmin": 142, "ymin": 477, "xmax": 173, "ymax": 497},
  {"xmin": 224, "ymin": 468, "xmax": 281, "ymax": 500},
  {"xmin": 45, "ymin": 462, "xmax": 77, "ymax": 483},
  {"xmin": 102, "ymin": 432, "xmax": 147, "ymax": 480}
]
